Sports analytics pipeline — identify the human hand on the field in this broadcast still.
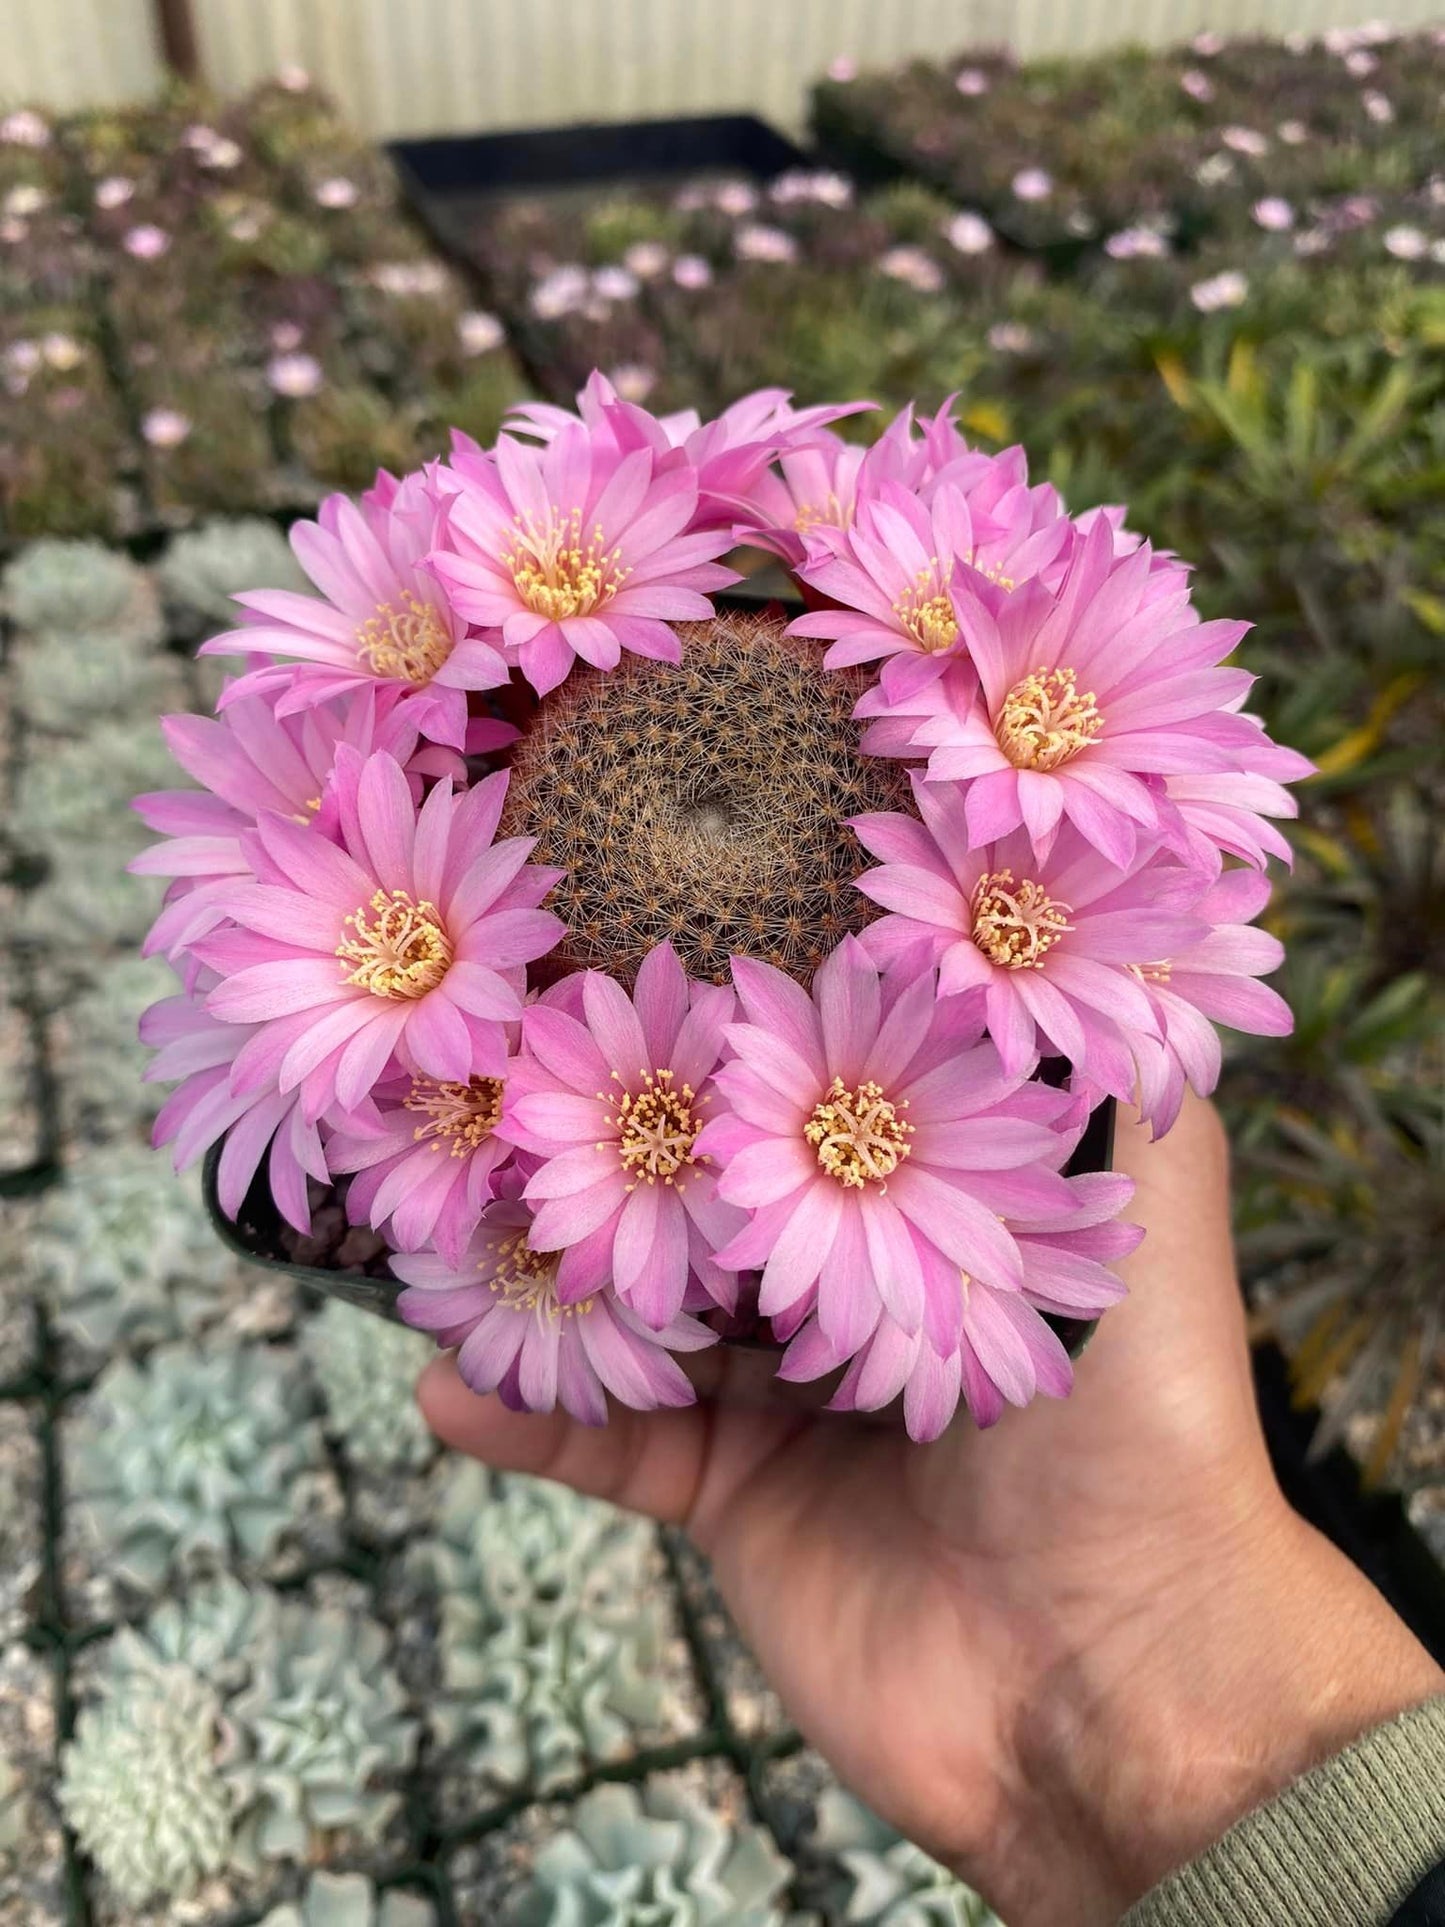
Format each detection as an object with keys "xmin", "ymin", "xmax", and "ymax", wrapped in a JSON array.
[{"xmin": 418, "ymin": 1093, "xmax": 1443, "ymax": 1925}]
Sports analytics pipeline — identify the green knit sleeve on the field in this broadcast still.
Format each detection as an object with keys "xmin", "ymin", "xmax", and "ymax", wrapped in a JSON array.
[{"xmin": 1122, "ymin": 1696, "xmax": 1445, "ymax": 1927}]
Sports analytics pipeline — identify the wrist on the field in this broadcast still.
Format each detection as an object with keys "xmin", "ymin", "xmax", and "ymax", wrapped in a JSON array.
[{"xmin": 984, "ymin": 1499, "xmax": 1445, "ymax": 1926}]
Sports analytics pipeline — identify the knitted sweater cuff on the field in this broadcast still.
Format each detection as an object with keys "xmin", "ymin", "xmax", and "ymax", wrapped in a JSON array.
[{"xmin": 1121, "ymin": 1695, "xmax": 1445, "ymax": 1927}]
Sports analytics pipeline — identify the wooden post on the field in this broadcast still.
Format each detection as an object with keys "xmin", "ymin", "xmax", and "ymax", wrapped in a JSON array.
[{"xmin": 154, "ymin": 0, "xmax": 201, "ymax": 81}]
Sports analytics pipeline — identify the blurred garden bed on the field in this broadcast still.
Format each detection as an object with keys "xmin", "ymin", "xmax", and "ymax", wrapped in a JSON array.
[{"xmin": 0, "ymin": 23, "xmax": 1442, "ymax": 1923}]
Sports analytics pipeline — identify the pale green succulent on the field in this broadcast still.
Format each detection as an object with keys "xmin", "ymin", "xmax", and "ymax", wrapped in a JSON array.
[
  {"xmin": 416, "ymin": 1463, "xmax": 670, "ymax": 1791},
  {"xmin": 14, "ymin": 845, "xmax": 162, "ymax": 958},
  {"xmin": 11, "ymin": 717, "xmax": 180, "ymax": 864},
  {"xmin": 3, "ymin": 539, "xmax": 160, "ymax": 643},
  {"xmin": 52, "ymin": 953, "xmax": 178, "ymax": 1139},
  {"xmin": 59, "ymin": 1664, "xmax": 234, "ymax": 1907},
  {"xmin": 301, "ymin": 1299, "xmax": 434, "ymax": 1474},
  {"xmin": 67, "ymin": 1340, "xmax": 328, "ymax": 1593},
  {"xmin": 0, "ymin": 1752, "xmax": 26, "ymax": 1860},
  {"xmin": 159, "ymin": 517, "xmax": 307, "ymax": 637},
  {"xmin": 13, "ymin": 624, "xmax": 177, "ymax": 731},
  {"xmin": 813, "ymin": 1790, "xmax": 1000, "ymax": 1927},
  {"xmin": 509, "ymin": 1779, "xmax": 795, "ymax": 1926},
  {"xmin": 229, "ymin": 1594, "xmax": 419, "ymax": 1862},
  {"xmin": 101, "ymin": 1572, "xmax": 279, "ymax": 1700},
  {"xmin": 25, "ymin": 1146, "xmax": 239, "ymax": 1356},
  {"xmin": 259, "ymin": 1869, "xmax": 437, "ymax": 1927}
]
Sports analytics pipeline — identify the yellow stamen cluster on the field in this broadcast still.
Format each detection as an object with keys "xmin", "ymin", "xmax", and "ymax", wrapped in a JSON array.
[
  {"xmin": 971, "ymin": 870, "xmax": 1073, "ymax": 969},
  {"xmin": 504, "ymin": 506, "xmax": 630, "ymax": 622},
  {"xmin": 965, "ymin": 550, "xmax": 1017, "ymax": 591},
  {"xmin": 405, "ymin": 1075, "xmax": 504, "ymax": 1156},
  {"xmin": 1128, "ymin": 959, "xmax": 1174, "ymax": 986},
  {"xmin": 608, "ymin": 1068, "xmax": 704, "ymax": 1189},
  {"xmin": 337, "ymin": 889, "xmax": 452, "ymax": 999},
  {"xmin": 794, "ymin": 491, "xmax": 851, "ymax": 535},
  {"xmin": 996, "ymin": 666, "xmax": 1104, "ymax": 772},
  {"xmin": 484, "ymin": 1231, "xmax": 594, "ymax": 1319},
  {"xmin": 805, "ymin": 1077, "xmax": 914, "ymax": 1189},
  {"xmin": 356, "ymin": 590, "xmax": 452, "ymax": 684},
  {"xmin": 893, "ymin": 559, "xmax": 959, "ymax": 655}
]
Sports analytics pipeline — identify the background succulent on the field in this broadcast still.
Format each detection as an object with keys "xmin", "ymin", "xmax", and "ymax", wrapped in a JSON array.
[
  {"xmin": 812, "ymin": 1789, "xmax": 1001, "ymax": 1927},
  {"xmin": 2, "ymin": 538, "xmax": 160, "ymax": 642},
  {"xmin": 0, "ymin": 1751, "xmax": 26, "ymax": 1861},
  {"xmin": 412, "ymin": 1463, "xmax": 672, "ymax": 1791},
  {"xmin": 158, "ymin": 515, "xmax": 307, "ymax": 637},
  {"xmin": 11, "ymin": 715, "xmax": 180, "ymax": 866},
  {"xmin": 12, "ymin": 623, "xmax": 178, "ymax": 732},
  {"xmin": 23, "ymin": 1146, "xmax": 242, "ymax": 1357},
  {"xmin": 66, "ymin": 1339, "xmax": 329, "ymax": 1594},
  {"xmin": 50, "ymin": 952, "xmax": 179, "ymax": 1141},
  {"xmin": 508, "ymin": 1779, "xmax": 795, "ymax": 1927},
  {"xmin": 259, "ymin": 1871, "xmax": 438, "ymax": 1927},
  {"xmin": 301, "ymin": 1300, "xmax": 435, "ymax": 1475},
  {"xmin": 228, "ymin": 1593, "xmax": 419, "ymax": 1862},
  {"xmin": 59, "ymin": 1664, "xmax": 234, "ymax": 1907}
]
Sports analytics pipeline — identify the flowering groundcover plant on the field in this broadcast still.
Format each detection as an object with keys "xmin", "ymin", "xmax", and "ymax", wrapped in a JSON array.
[{"xmin": 134, "ymin": 373, "xmax": 1309, "ymax": 1440}]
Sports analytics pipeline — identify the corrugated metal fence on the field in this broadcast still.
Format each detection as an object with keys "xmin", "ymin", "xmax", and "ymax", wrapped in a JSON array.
[{"xmin": 3, "ymin": 0, "xmax": 1441, "ymax": 132}]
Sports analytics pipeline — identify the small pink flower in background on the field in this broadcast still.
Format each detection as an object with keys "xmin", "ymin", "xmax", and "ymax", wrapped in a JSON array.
[
  {"xmin": 988, "ymin": 322, "xmax": 1035, "ymax": 354},
  {"xmin": 735, "ymin": 223, "xmax": 797, "ymax": 264},
  {"xmin": 1191, "ymin": 269, "xmax": 1249, "ymax": 312},
  {"xmin": 1191, "ymin": 30, "xmax": 1225, "ymax": 55},
  {"xmin": 697, "ymin": 940, "xmax": 1096, "ymax": 1369},
  {"xmin": 607, "ymin": 362, "xmax": 657, "ymax": 404},
  {"xmin": 266, "ymin": 351, "xmax": 324, "ymax": 397},
  {"xmin": 40, "ymin": 332, "xmax": 83, "ymax": 370},
  {"xmin": 325, "ymin": 1062, "xmax": 514, "ymax": 1265},
  {"xmin": 371, "ymin": 260, "xmax": 449, "ymax": 297},
  {"xmin": 1220, "ymin": 126, "xmax": 1269, "ymax": 156},
  {"xmin": 193, "ymin": 752, "xmax": 563, "ymax": 1118},
  {"xmin": 277, "ymin": 63, "xmax": 311, "ymax": 90},
  {"xmin": 878, "ymin": 245, "xmax": 946, "ymax": 293},
  {"xmin": 529, "ymin": 264, "xmax": 590, "ymax": 319},
  {"xmin": 944, "ymin": 210, "xmax": 994, "ymax": 254},
  {"xmin": 955, "ymin": 67, "xmax": 990, "ymax": 95},
  {"xmin": 431, "ymin": 419, "xmax": 736, "ymax": 696},
  {"xmin": 781, "ymin": 1169, "xmax": 1140, "ymax": 1436},
  {"xmin": 1011, "ymin": 168, "xmax": 1053, "ymax": 201},
  {"xmin": 503, "ymin": 944, "xmax": 744, "ymax": 1326},
  {"xmin": 458, "ymin": 310, "xmax": 505, "ymax": 355},
  {"xmin": 199, "ymin": 136, "xmax": 243, "ymax": 170},
  {"xmin": 228, "ymin": 210, "xmax": 265, "ymax": 243},
  {"xmin": 1345, "ymin": 48, "xmax": 1378, "ymax": 75},
  {"xmin": 142, "ymin": 980, "xmax": 328, "ymax": 1234},
  {"xmin": 861, "ymin": 519, "xmax": 1252, "ymax": 869},
  {"xmin": 5, "ymin": 184, "xmax": 46, "ymax": 218},
  {"xmin": 672, "ymin": 253, "xmax": 713, "ymax": 290},
  {"xmin": 95, "ymin": 175, "xmax": 135, "ymax": 209},
  {"xmin": 1, "ymin": 109, "xmax": 50, "ymax": 147},
  {"xmin": 1277, "ymin": 119, "xmax": 1310, "ymax": 144},
  {"xmin": 715, "ymin": 181, "xmax": 758, "ymax": 217},
  {"xmin": 1253, "ymin": 197, "xmax": 1295, "ymax": 231},
  {"xmin": 827, "ymin": 55, "xmax": 858, "ymax": 83},
  {"xmin": 1364, "ymin": 88, "xmax": 1396, "ymax": 121},
  {"xmin": 141, "ymin": 407, "xmax": 191, "ymax": 449},
  {"xmin": 270, "ymin": 321, "xmax": 304, "ymax": 353},
  {"xmin": 1179, "ymin": 68, "xmax": 1215, "ymax": 101},
  {"xmin": 1384, "ymin": 224, "xmax": 1428, "ymax": 260},
  {"xmin": 1105, "ymin": 226, "xmax": 1170, "ymax": 259},
  {"xmin": 394, "ymin": 1177, "xmax": 715, "ymax": 1422},
  {"xmin": 0, "ymin": 217, "xmax": 27, "ymax": 246},
  {"xmin": 123, "ymin": 223, "xmax": 171, "ymax": 260},
  {"xmin": 1195, "ymin": 153, "xmax": 1237, "ymax": 188},
  {"xmin": 592, "ymin": 264, "xmax": 640, "ymax": 303},
  {"xmin": 769, "ymin": 170, "xmax": 852, "ymax": 208},
  {"xmin": 202, "ymin": 472, "xmax": 506, "ymax": 748},
  {"xmin": 314, "ymin": 176, "xmax": 359, "ymax": 208},
  {"xmin": 622, "ymin": 240, "xmax": 669, "ymax": 279}
]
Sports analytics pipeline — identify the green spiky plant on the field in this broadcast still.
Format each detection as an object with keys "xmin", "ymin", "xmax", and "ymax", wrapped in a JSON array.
[{"xmin": 507, "ymin": 1779, "xmax": 794, "ymax": 1927}]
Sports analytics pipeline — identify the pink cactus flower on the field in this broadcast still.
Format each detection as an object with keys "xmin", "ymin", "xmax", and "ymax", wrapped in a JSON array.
[
  {"xmin": 123, "ymin": 224, "xmax": 170, "ymax": 259},
  {"xmin": 141, "ymin": 407, "xmax": 191, "ymax": 448},
  {"xmin": 780, "ymin": 1169, "xmax": 1140, "ymax": 1436},
  {"xmin": 853, "ymin": 796, "xmax": 1290, "ymax": 1116},
  {"xmin": 429, "ymin": 420, "xmax": 736, "ymax": 696},
  {"xmin": 695, "ymin": 939, "xmax": 1092, "ymax": 1361},
  {"xmin": 501, "ymin": 943, "xmax": 744, "ymax": 1327},
  {"xmin": 324, "ymin": 1063, "xmax": 515, "ymax": 1265},
  {"xmin": 857, "ymin": 517, "xmax": 1259, "ymax": 869},
  {"xmin": 192, "ymin": 752, "xmax": 564, "ymax": 1118},
  {"xmin": 201, "ymin": 470, "xmax": 508, "ymax": 750},
  {"xmin": 393, "ymin": 1177, "xmax": 716, "ymax": 1422},
  {"xmin": 142, "ymin": 981, "xmax": 327, "ymax": 1233},
  {"xmin": 734, "ymin": 411, "xmax": 927, "ymax": 564}
]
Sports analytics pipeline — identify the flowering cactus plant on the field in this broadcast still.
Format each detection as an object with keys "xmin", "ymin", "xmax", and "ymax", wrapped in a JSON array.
[{"xmin": 134, "ymin": 374, "xmax": 1309, "ymax": 1440}]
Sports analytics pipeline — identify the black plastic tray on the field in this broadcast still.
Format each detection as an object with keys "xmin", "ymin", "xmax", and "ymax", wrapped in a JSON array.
[{"xmin": 390, "ymin": 113, "xmax": 808, "ymax": 259}]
